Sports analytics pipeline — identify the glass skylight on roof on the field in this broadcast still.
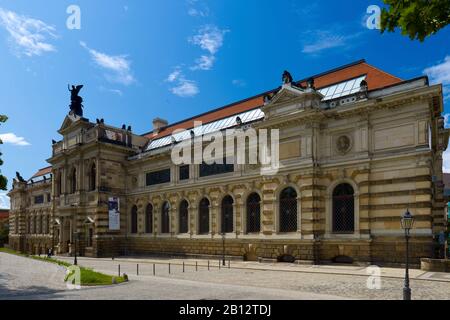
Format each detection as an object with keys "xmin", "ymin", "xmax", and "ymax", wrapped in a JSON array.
[
  {"xmin": 146, "ymin": 108, "xmax": 265, "ymax": 151},
  {"xmin": 318, "ymin": 75, "xmax": 366, "ymax": 101}
]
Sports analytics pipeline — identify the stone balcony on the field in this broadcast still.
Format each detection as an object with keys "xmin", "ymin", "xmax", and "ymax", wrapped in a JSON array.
[
  {"xmin": 52, "ymin": 125, "xmax": 142, "ymax": 156},
  {"xmin": 57, "ymin": 191, "xmax": 100, "ymax": 208}
]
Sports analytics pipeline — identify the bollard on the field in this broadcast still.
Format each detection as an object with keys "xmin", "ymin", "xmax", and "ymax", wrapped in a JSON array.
[
  {"xmin": 208, "ymin": 260, "xmax": 210, "ymax": 271},
  {"xmin": 183, "ymin": 261, "xmax": 185, "ymax": 273},
  {"xmin": 169, "ymin": 263, "xmax": 171, "ymax": 274},
  {"xmin": 118, "ymin": 264, "xmax": 121, "ymax": 277},
  {"xmin": 219, "ymin": 260, "xmax": 221, "ymax": 270},
  {"xmin": 196, "ymin": 261, "xmax": 198, "ymax": 272},
  {"xmin": 137, "ymin": 264, "xmax": 139, "ymax": 276},
  {"xmin": 228, "ymin": 260, "xmax": 230, "ymax": 269},
  {"xmin": 153, "ymin": 263, "xmax": 155, "ymax": 276}
]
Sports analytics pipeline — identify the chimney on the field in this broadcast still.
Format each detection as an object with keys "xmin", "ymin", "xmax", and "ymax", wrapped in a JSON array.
[{"xmin": 152, "ymin": 117, "xmax": 168, "ymax": 133}]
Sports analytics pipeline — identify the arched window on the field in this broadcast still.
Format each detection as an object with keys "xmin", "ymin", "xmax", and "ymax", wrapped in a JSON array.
[
  {"xmin": 33, "ymin": 216, "xmax": 37, "ymax": 234},
  {"xmin": 145, "ymin": 204, "xmax": 153, "ymax": 234},
  {"xmin": 161, "ymin": 201, "xmax": 170, "ymax": 234},
  {"xmin": 279, "ymin": 187, "xmax": 298, "ymax": 232},
  {"xmin": 89, "ymin": 163, "xmax": 96, "ymax": 191},
  {"xmin": 198, "ymin": 198, "xmax": 210, "ymax": 235},
  {"xmin": 71, "ymin": 168, "xmax": 77, "ymax": 194},
  {"xmin": 221, "ymin": 195, "xmax": 234, "ymax": 233},
  {"xmin": 57, "ymin": 172, "xmax": 62, "ymax": 196},
  {"xmin": 332, "ymin": 183, "xmax": 355, "ymax": 233},
  {"xmin": 39, "ymin": 215, "xmax": 43, "ymax": 234},
  {"xmin": 46, "ymin": 215, "xmax": 50, "ymax": 234},
  {"xmin": 179, "ymin": 200, "xmax": 189, "ymax": 234},
  {"xmin": 130, "ymin": 205, "xmax": 138, "ymax": 234},
  {"xmin": 246, "ymin": 193, "xmax": 261, "ymax": 233},
  {"xmin": 15, "ymin": 217, "xmax": 19, "ymax": 234}
]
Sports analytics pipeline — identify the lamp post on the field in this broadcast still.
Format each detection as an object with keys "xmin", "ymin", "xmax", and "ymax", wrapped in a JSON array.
[
  {"xmin": 221, "ymin": 211, "xmax": 226, "ymax": 266},
  {"xmin": 401, "ymin": 209, "xmax": 414, "ymax": 301},
  {"xmin": 222, "ymin": 231, "xmax": 226, "ymax": 266},
  {"xmin": 73, "ymin": 231, "xmax": 79, "ymax": 265},
  {"xmin": 111, "ymin": 236, "xmax": 114, "ymax": 260}
]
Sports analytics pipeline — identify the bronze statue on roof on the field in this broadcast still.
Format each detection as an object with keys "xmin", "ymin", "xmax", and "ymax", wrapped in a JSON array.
[
  {"xmin": 282, "ymin": 70, "xmax": 293, "ymax": 84},
  {"xmin": 68, "ymin": 84, "xmax": 84, "ymax": 117}
]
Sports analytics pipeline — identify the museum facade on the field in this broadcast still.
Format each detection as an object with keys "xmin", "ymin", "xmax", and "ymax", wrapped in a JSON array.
[{"xmin": 8, "ymin": 60, "xmax": 449, "ymax": 265}]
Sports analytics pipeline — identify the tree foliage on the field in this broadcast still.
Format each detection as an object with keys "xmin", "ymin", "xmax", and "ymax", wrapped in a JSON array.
[
  {"xmin": 381, "ymin": 0, "xmax": 450, "ymax": 41},
  {"xmin": 0, "ymin": 115, "xmax": 7, "ymax": 190}
]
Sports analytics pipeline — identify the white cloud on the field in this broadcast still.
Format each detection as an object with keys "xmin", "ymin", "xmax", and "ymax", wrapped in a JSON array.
[
  {"xmin": 166, "ymin": 68, "xmax": 199, "ymax": 98},
  {"xmin": 187, "ymin": 0, "xmax": 209, "ymax": 17},
  {"xmin": 189, "ymin": 25, "xmax": 228, "ymax": 55},
  {"xmin": 301, "ymin": 30, "xmax": 361, "ymax": 54},
  {"xmin": 191, "ymin": 55, "xmax": 215, "ymax": 71},
  {"xmin": 167, "ymin": 68, "xmax": 182, "ymax": 82},
  {"xmin": 0, "ymin": 192, "xmax": 10, "ymax": 209},
  {"xmin": 0, "ymin": 133, "xmax": 30, "ymax": 146},
  {"xmin": 80, "ymin": 41, "xmax": 135, "ymax": 86},
  {"xmin": 171, "ymin": 80, "xmax": 199, "ymax": 97},
  {"xmin": 0, "ymin": 7, "xmax": 57, "ymax": 57},
  {"xmin": 232, "ymin": 79, "xmax": 246, "ymax": 87},
  {"xmin": 424, "ymin": 56, "xmax": 450, "ymax": 102},
  {"xmin": 188, "ymin": 8, "xmax": 208, "ymax": 17}
]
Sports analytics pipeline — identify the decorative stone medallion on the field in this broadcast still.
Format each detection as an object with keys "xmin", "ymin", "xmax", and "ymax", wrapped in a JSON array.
[{"xmin": 336, "ymin": 135, "xmax": 352, "ymax": 155}]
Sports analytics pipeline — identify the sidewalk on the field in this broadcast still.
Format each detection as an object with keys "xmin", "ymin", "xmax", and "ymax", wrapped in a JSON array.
[{"xmin": 55, "ymin": 255, "xmax": 450, "ymax": 283}]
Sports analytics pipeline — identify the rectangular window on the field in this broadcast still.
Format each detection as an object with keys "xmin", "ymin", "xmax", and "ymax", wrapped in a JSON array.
[
  {"xmin": 34, "ymin": 195, "xmax": 44, "ymax": 204},
  {"xmin": 179, "ymin": 165, "xmax": 190, "ymax": 181},
  {"xmin": 146, "ymin": 169, "xmax": 171, "ymax": 186},
  {"xmin": 199, "ymin": 158, "xmax": 234, "ymax": 177}
]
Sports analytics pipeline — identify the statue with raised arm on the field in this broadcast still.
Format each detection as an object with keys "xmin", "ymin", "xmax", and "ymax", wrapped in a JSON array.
[
  {"xmin": 15, "ymin": 171, "xmax": 25, "ymax": 183},
  {"xmin": 68, "ymin": 84, "xmax": 84, "ymax": 117},
  {"xmin": 282, "ymin": 70, "xmax": 293, "ymax": 85}
]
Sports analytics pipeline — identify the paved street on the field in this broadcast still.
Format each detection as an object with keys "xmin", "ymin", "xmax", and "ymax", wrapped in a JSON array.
[{"xmin": 1, "ymin": 252, "xmax": 450, "ymax": 300}]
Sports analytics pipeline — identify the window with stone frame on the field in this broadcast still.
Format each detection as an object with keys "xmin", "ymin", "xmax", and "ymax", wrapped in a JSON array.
[
  {"xmin": 221, "ymin": 195, "xmax": 234, "ymax": 233},
  {"xmin": 179, "ymin": 165, "xmax": 190, "ymax": 181},
  {"xmin": 146, "ymin": 169, "xmax": 171, "ymax": 186},
  {"xmin": 46, "ymin": 215, "xmax": 50, "ymax": 234},
  {"xmin": 89, "ymin": 162, "xmax": 96, "ymax": 191},
  {"xmin": 279, "ymin": 187, "xmax": 298, "ymax": 232},
  {"xmin": 199, "ymin": 158, "xmax": 234, "ymax": 177},
  {"xmin": 246, "ymin": 193, "xmax": 261, "ymax": 233},
  {"xmin": 198, "ymin": 198, "xmax": 210, "ymax": 235},
  {"xmin": 179, "ymin": 200, "xmax": 189, "ymax": 234},
  {"xmin": 70, "ymin": 168, "xmax": 77, "ymax": 194},
  {"xmin": 161, "ymin": 201, "xmax": 170, "ymax": 234},
  {"xmin": 130, "ymin": 205, "xmax": 138, "ymax": 234},
  {"xmin": 34, "ymin": 195, "xmax": 44, "ymax": 204},
  {"xmin": 57, "ymin": 172, "xmax": 62, "ymax": 196},
  {"xmin": 332, "ymin": 183, "xmax": 355, "ymax": 233}
]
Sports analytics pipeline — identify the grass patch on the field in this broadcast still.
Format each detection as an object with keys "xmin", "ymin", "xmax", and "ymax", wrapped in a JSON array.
[{"xmin": 0, "ymin": 247, "xmax": 126, "ymax": 286}]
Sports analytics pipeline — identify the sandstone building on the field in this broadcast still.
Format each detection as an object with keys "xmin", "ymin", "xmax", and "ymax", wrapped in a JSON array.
[{"xmin": 8, "ymin": 60, "xmax": 449, "ymax": 265}]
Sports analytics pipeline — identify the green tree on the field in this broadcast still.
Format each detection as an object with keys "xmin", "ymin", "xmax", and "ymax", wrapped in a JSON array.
[
  {"xmin": 381, "ymin": 0, "xmax": 450, "ymax": 41},
  {"xmin": 0, "ymin": 115, "xmax": 7, "ymax": 190}
]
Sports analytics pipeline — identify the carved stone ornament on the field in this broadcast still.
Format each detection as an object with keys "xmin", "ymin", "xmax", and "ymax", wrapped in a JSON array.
[{"xmin": 336, "ymin": 135, "xmax": 352, "ymax": 155}]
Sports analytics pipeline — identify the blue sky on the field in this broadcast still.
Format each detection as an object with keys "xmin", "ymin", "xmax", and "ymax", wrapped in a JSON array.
[{"xmin": 0, "ymin": 0, "xmax": 449, "ymax": 208}]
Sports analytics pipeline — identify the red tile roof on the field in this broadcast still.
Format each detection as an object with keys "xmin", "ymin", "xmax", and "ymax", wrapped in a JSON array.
[
  {"xmin": 31, "ymin": 166, "xmax": 52, "ymax": 178},
  {"xmin": 145, "ymin": 60, "xmax": 402, "ymax": 140},
  {"xmin": 0, "ymin": 209, "xmax": 9, "ymax": 220}
]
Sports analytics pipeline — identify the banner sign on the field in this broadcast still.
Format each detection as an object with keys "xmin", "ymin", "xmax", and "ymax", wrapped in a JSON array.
[{"xmin": 108, "ymin": 197, "xmax": 120, "ymax": 231}]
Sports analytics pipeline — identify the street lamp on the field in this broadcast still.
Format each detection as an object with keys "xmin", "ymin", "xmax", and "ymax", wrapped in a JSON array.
[
  {"xmin": 73, "ymin": 231, "xmax": 79, "ymax": 265},
  {"xmin": 222, "ymin": 231, "xmax": 226, "ymax": 266},
  {"xmin": 401, "ymin": 209, "xmax": 414, "ymax": 301}
]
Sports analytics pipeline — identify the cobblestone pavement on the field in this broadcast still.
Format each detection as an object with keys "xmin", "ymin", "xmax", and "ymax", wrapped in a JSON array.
[
  {"xmin": 0, "ymin": 252, "xmax": 342, "ymax": 300},
  {"xmin": 54, "ymin": 255, "xmax": 450, "ymax": 300},
  {"xmin": 0, "ymin": 252, "xmax": 67, "ymax": 299},
  {"xmin": 2, "ymin": 252, "xmax": 450, "ymax": 300}
]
